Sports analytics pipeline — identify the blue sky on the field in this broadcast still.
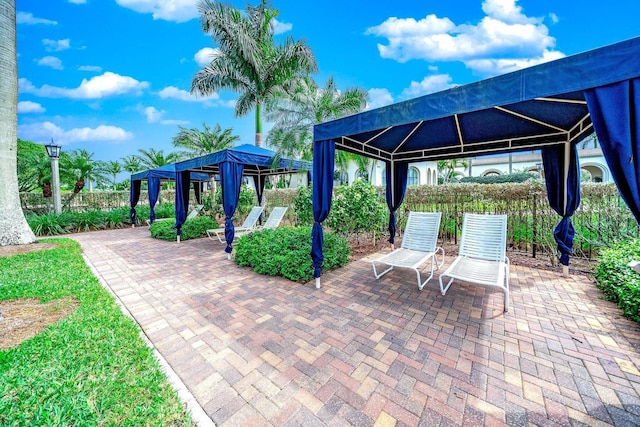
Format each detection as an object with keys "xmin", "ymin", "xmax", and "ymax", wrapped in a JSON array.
[{"xmin": 16, "ymin": 0, "xmax": 640, "ymax": 166}]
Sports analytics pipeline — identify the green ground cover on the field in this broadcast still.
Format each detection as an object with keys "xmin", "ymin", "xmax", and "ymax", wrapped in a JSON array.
[{"xmin": 0, "ymin": 239, "xmax": 192, "ymax": 426}]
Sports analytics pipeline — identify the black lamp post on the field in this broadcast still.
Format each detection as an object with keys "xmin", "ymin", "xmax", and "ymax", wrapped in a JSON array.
[
  {"xmin": 44, "ymin": 139, "xmax": 62, "ymax": 214},
  {"xmin": 536, "ymin": 161, "xmax": 544, "ymax": 178}
]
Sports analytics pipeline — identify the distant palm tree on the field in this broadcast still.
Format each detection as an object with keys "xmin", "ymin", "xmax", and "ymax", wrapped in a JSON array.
[
  {"xmin": 438, "ymin": 158, "xmax": 469, "ymax": 184},
  {"xmin": 172, "ymin": 122, "xmax": 239, "ymax": 157},
  {"xmin": 266, "ymin": 76, "xmax": 368, "ymax": 181},
  {"xmin": 134, "ymin": 148, "xmax": 181, "ymax": 169},
  {"xmin": 192, "ymin": 0, "xmax": 317, "ymax": 147},
  {"xmin": 0, "ymin": 0, "xmax": 36, "ymax": 245},
  {"xmin": 266, "ymin": 76, "xmax": 368, "ymax": 161},
  {"xmin": 104, "ymin": 160, "xmax": 122, "ymax": 189},
  {"xmin": 121, "ymin": 155, "xmax": 143, "ymax": 174},
  {"xmin": 61, "ymin": 149, "xmax": 108, "ymax": 195}
]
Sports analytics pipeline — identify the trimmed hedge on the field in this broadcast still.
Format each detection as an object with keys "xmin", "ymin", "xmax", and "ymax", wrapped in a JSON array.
[
  {"xmin": 234, "ymin": 226, "xmax": 350, "ymax": 282},
  {"xmin": 149, "ymin": 216, "xmax": 219, "ymax": 241},
  {"xmin": 595, "ymin": 238, "xmax": 640, "ymax": 322}
]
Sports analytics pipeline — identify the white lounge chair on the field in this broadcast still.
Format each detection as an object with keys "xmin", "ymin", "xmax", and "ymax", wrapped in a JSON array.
[
  {"xmin": 253, "ymin": 206, "xmax": 288, "ymax": 231},
  {"xmin": 146, "ymin": 204, "xmax": 203, "ymax": 226},
  {"xmin": 439, "ymin": 213, "xmax": 510, "ymax": 312},
  {"xmin": 372, "ymin": 211, "xmax": 444, "ymax": 290},
  {"xmin": 206, "ymin": 205, "xmax": 265, "ymax": 243}
]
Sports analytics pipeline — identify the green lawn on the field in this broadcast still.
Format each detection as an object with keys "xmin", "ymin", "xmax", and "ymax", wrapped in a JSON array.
[{"xmin": 0, "ymin": 239, "xmax": 193, "ymax": 426}]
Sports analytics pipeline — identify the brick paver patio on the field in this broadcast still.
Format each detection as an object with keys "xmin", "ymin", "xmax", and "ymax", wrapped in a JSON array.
[{"xmin": 71, "ymin": 227, "xmax": 640, "ymax": 426}]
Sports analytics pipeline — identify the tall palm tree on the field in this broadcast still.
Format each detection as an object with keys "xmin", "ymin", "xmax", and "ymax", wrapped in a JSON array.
[
  {"xmin": 104, "ymin": 160, "xmax": 122, "ymax": 189},
  {"xmin": 192, "ymin": 0, "xmax": 317, "ymax": 147},
  {"xmin": 0, "ymin": 0, "xmax": 36, "ymax": 245},
  {"xmin": 172, "ymin": 122, "xmax": 239, "ymax": 157},
  {"xmin": 134, "ymin": 148, "xmax": 181, "ymax": 169},
  {"xmin": 266, "ymin": 76, "xmax": 368, "ymax": 178}
]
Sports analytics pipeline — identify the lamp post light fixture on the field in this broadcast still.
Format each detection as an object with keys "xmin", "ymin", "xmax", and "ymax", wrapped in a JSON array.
[
  {"xmin": 45, "ymin": 139, "xmax": 62, "ymax": 214},
  {"xmin": 536, "ymin": 161, "xmax": 544, "ymax": 177}
]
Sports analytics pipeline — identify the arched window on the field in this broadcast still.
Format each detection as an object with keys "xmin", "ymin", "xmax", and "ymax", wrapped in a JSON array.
[
  {"xmin": 381, "ymin": 168, "xmax": 386, "ymax": 186},
  {"xmin": 408, "ymin": 167, "xmax": 419, "ymax": 186},
  {"xmin": 356, "ymin": 169, "xmax": 369, "ymax": 181}
]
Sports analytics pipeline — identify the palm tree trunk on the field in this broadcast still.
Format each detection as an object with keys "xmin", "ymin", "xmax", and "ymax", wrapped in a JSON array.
[
  {"xmin": 0, "ymin": 0, "xmax": 36, "ymax": 245},
  {"xmin": 255, "ymin": 103, "xmax": 262, "ymax": 147}
]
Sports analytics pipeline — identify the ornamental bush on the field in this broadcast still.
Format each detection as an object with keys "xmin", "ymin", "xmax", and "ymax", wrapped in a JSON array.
[
  {"xmin": 234, "ymin": 226, "xmax": 350, "ymax": 282},
  {"xmin": 149, "ymin": 216, "xmax": 219, "ymax": 241},
  {"xmin": 595, "ymin": 238, "xmax": 640, "ymax": 322}
]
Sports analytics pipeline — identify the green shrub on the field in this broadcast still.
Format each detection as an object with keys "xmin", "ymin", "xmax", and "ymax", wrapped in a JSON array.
[
  {"xmin": 70, "ymin": 209, "xmax": 105, "ymax": 232},
  {"xmin": 595, "ymin": 238, "xmax": 640, "ymax": 322},
  {"xmin": 149, "ymin": 216, "xmax": 218, "ymax": 241},
  {"xmin": 460, "ymin": 172, "xmax": 537, "ymax": 184},
  {"xmin": 26, "ymin": 212, "xmax": 70, "ymax": 236},
  {"xmin": 326, "ymin": 180, "xmax": 386, "ymax": 239},
  {"xmin": 153, "ymin": 202, "xmax": 176, "ymax": 220},
  {"xmin": 234, "ymin": 226, "xmax": 350, "ymax": 282},
  {"xmin": 293, "ymin": 186, "xmax": 313, "ymax": 226}
]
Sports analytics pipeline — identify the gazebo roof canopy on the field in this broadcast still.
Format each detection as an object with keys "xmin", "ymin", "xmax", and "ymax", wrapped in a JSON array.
[
  {"xmin": 130, "ymin": 163, "xmax": 210, "ymax": 182},
  {"xmin": 314, "ymin": 36, "xmax": 640, "ymax": 162},
  {"xmin": 173, "ymin": 143, "xmax": 311, "ymax": 176}
]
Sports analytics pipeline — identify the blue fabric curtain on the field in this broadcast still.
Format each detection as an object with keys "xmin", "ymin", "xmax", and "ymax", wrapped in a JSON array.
[
  {"xmin": 148, "ymin": 177, "xmax": 161, "ymax": 224},
  {"xmin": 385, "ymin": 161, "xmax": 409, "ymax": 245},
  {"xmin": 129, "ymin": 180, "xmax": 141, "ymax": 225},
  {"xmin": 174, "ymin": 171, "xmax": 191, "ymax": 236},
  {"xmin": 542, "ymin": 143, "xmax": 581, "ymax": 266},
  {"xmin": 585, "ymin": 78, "xmax": 640, "ymax": 223},
  {"xmin": 220, "ymin": 161, "xmax": 244, "ymax": 254},
  {"xmin": 252, "ymin": 174, "xmax": 266, "ymax": 225},
  {"xmin": 311, "ymin": 140, "xmax": 335, "ymax": 278}
]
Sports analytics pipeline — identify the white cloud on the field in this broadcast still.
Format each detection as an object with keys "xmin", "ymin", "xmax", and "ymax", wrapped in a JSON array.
[
  {"xmin": 43, "ymin": 38, "xmax": 71, "ymax": 52},
  {"xmin": 194, "ymin": 47, "xmax": 219, "ymax": 67},
  {"xmin": 399, "ymin": 74, "xmax": 455, "ymax": 99},
  {"xmin": 158, "ymin": 86, "xmax": 219, "ymax": 102},
  {"xmin": 16, "ymin": 12, "xmax": 57, "ymax": 25},
  {"xmin": 366, "ymin": 88, "xmax": 394, "ymax": 110},
  {"xmin": 465, "ymin": 49, "xmax": 565, "ymax": 75},
  {"xmin": 18, "ymin": 101, "xmax": 45, "ymax": 113},
  {"xmin": 548, "ymin": 13, "xmax": 559, "ymax": 24},
  {"xmin": 18, "ymin": 122, "xmax": 133, "ymax": 145},
  {"xmin": 365, "ymin": 0, "xmax": 563, "ymax": 76},
  {"xmin": 272, "ymin": 18, "xmax": 292, "ymax": 35},
  {"xmin": 115, "ymin": 0, "xmax": 198, "ymax": 23},
  {"xmin": 36, "ymin": 56, "xmax": 63, "ymax": 70},
  {"xmin": 143, "ymin": 106, "xmax": 164, "ymax": 123},
  {"xmin": 160, "ymin": 119, "xmax": 189, "ymax": 125},
  {"xmin": 78, "ymin": 65, "xmax": 102, "ymax": 72},
  {"xmin": 19, "ymin": 72, "xmax": 149, "ymax": 99}
]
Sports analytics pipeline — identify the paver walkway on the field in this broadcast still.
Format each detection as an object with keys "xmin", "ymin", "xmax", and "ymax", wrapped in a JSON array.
[{"xmin": 71, "ymin": 227, "xmax": 640, "ymax": 426}]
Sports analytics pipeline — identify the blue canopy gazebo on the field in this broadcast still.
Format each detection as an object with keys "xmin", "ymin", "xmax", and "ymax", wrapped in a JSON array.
[
  {"xmin": 312, "ymin": 35, "xmax": 640, "ymax": 288},
  {"xmin": 129, "ymin": 164, "xmax": 209, "ymax": 226},
  {"xmin": 172, "ymin": 144, "xmax": 312, "ymax": 254}
]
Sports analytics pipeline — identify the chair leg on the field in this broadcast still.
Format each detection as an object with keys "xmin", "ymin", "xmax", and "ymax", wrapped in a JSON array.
[
  {"xmin": 372, "ymin": 262, "xmax": 393, "ymax": 279},
  {"xmin": 439, "ymin": 275, "xmax": 455, "ymax": 295},
  {"xmin": 417, "ymin": 257, "xmax": 436, "ymax": 290}
]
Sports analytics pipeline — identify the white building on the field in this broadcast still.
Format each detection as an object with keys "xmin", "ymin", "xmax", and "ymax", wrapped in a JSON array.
[{"xmin": 466, "ymin": 147, "xmax": 610, "ymax": 182}]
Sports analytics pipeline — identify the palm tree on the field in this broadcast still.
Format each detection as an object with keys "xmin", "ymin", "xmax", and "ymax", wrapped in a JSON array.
[
  {"xmin": 0, "ymin": 0, "xmax": 36, "ymax": 245},
  {"xmin": 266, "ymin": 76, "xmax": 368, "ymax": 182},
  {"xmin": 134, "ymin": 148, "xmax": 182, "ymax": 169},
  {"xmin": 104, "ymin": 160, "xmax": 122, "ymax": 189},
  {"xmin": 266, "ymin": 76, "xmax": 368, "ymax": 160},
  {"xmin": 172, "ymin": 122, "xmax": 239, "ymax": 157},
  {"xmin": 121, "ymin": 155, "xmax": 143, "ymax": 175},
  {"xmin": 192, "ymin": 0, "xmax": 317, "ymax": 147},
  {"xmin": 438, "ymin": 158, "xmax": 469, "ymax": 184},
  {"xmin": 61, "ymin": 149, "xmax": 108, "ymax": 196}
]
